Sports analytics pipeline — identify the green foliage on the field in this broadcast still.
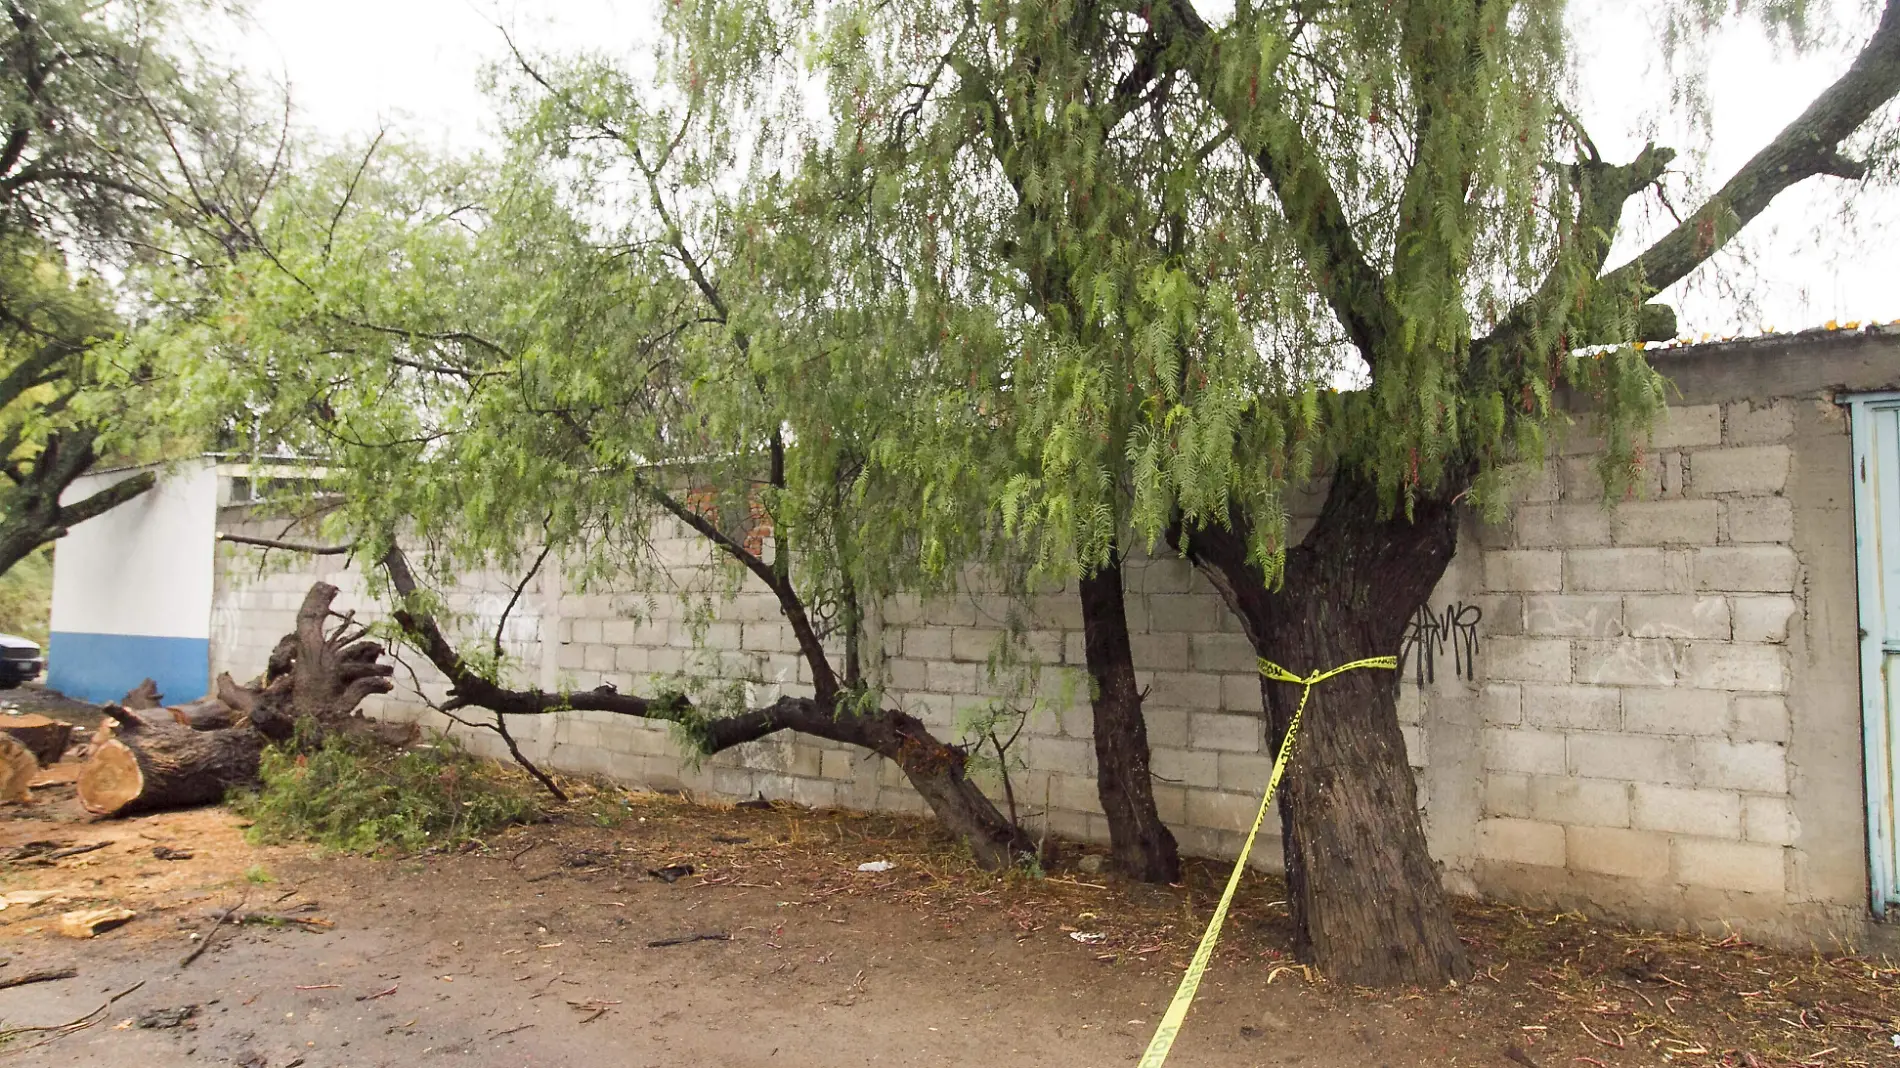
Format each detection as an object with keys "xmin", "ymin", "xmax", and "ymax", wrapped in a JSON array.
[
  {"xmin": 230, "ymin": 732, "xmax": 540, "ymax": 855},
  {"xmin": 0, "ymin": 547, "xmax": 51, "ymax": 644},
  {"xmin": 242, "ymin": 864, "xmax": 274, "ymax": 885}
]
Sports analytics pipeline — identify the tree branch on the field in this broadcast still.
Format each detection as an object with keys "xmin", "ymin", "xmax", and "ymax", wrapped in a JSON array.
[
  {"xmin": 1603, "ymin": 0, "xmax": 1900, "ymax": 299},
  {"xmin": 216, "ymin": 532, "xmax": 357, "ymax": 555},
  {"xmin": 51, "ymin": 469, "xmax": 153, "ymax": 530}
]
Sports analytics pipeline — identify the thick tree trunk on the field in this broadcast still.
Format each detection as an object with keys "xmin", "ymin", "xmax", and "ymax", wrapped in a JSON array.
[
  {"xmin": 0, "ymin": 713, "xmax": 73, "ymax": 765},
  {"xmin": 1079, "ymin": 557, "xmax": 1181, "ymax": 882},
  {"xmin": 77, "ymin": 711, "xmax": 265, "ymax": 817},
  {"xmin": 1183, "ymin": 471, "xmax": 1470, "ymax": 987},
  {"xmin": 244, "ymin": 582, "xmax": 396, "ymax": 743}
]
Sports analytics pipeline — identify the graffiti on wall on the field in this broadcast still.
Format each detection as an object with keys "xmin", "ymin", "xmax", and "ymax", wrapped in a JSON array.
[{"xmin": 1396, "ymin": 602, "xmax": 1483, "ymax": 685}]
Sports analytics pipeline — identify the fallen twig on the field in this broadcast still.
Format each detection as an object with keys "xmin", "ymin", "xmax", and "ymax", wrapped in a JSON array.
[
  {"xmin": 33, "ymin": 842, "xmax": 110, "ymax": 864},
  {"xmin": 0, "ymin": 968, "xmax": 76, "ymax": 991},
  {"xmin": 179, "ymin": 902, "xmax": 242, "ymax": 970},
  {"xmin": 491, "ymin": 1022, "xmax": 534, "ymax": 1037},
  {"xmin": 0, "ymin": 978, "xmax": 145, "ymax": 1047},
  {"xmin": 646, "ymin": 932, "xmax": 731, "ymax": 948},
  {"xmin": 356, "ymin": 984, "xmax": 398, "ymax": 1001}
]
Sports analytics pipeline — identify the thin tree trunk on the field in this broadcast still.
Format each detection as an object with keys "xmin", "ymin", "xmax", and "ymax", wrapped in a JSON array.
[
  {"xmin": 1182, "ymin": 472, "xmax": 1470, "ymax": 987},
  {"xmin": 1079, "ymin": 555, "xmax": 1180, "ymax": 883}
]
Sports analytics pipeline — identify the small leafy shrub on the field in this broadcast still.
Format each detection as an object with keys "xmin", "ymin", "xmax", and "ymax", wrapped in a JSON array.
[{"xmin": 230, "ymin": 730, "xmax": 539, "ymax": 854}]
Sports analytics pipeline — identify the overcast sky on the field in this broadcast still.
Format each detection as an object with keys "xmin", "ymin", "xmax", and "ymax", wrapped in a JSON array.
[{"xmin": 228, "ymin": 0, "xmax": 1900, "ymax": 337}]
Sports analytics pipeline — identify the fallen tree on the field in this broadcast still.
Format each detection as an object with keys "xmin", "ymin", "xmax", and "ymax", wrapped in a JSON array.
[{"xmin": 76, "ymin": 581, "xmax": 404, "ymax": 817}]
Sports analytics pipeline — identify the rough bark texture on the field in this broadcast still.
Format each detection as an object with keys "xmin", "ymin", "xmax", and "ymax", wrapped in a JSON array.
[
  {"xmin": 166, "ymin": 696, "xmax": 239, "ymax": 731},
  {"xmin": 0, "ymin": 733, "xmax": 33, "ymax": 801},
  {"xmin": 1079, "ymin": 557, "xmax": 1181, "ymax": 883},
  {"xmin": 245, "ymin": 582, "xmax": 398, "ymax": 744},
  {"xmin": 1182, "ymin": 472, "xmax": 1470, "ymax": 987},
  {"xmin": 121, "ymin": 678, "xmax": 162, "ymax": 709},
  {"xmin": 0, "ymin": 713, "xmax": 72, "ymax": 765},
  {"xmin": 76, "ymin": 709, "xmax": 265, "ymax": 817}
]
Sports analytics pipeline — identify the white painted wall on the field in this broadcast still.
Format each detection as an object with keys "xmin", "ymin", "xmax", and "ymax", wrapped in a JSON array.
[{"xmin": 50, "ymin": 460, "xmax": 219, "ymax": 640}]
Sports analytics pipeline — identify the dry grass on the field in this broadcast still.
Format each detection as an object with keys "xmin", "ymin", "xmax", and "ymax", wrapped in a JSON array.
[{"xmin": 523, "ymin": 778, "xmax": 1900, "ymax": 1068}]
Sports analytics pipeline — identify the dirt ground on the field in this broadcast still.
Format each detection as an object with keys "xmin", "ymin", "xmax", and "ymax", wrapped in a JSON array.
[{"xmin": 1, "ymin": 716, "xmax": 1897, "ymax": 1068}]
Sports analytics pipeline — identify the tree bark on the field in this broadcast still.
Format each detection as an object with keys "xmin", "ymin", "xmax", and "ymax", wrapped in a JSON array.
[
  {"xmin": 1079, "ymin": 556, "xmax": 1181, "ymax": 882},
  {"xmin": 76, "ymin": 710, "xmax": 265, "ymax": 817},
  {"xmin": 244, "ymin": 582, "xmax": 396, "ymax": 742},
  {"xmin": 1181, "ymin": 471, "xmax": 1470, "ymax": 987},
  {"xmin": 0, "ymin": 713, "xmax": 72, "ymax": 765}
]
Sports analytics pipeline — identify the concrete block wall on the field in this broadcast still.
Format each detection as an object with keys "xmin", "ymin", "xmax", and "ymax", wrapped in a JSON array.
[{"xmin": 207, "ymin": 333, "xmax": 1900, "ymax": 947}]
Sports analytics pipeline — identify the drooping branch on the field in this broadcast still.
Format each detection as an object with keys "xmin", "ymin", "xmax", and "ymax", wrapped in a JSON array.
[
  {"xmin": 1157, "ymin": 0, "xmax": 1397, "ymax": 360},
  {"xmin": 217, "ymin": 532, "xmax": 357, "ymax": 555},
  {"xmin": 1602, "ymin": 0, "xmax": 1900, "ymax": 300}
]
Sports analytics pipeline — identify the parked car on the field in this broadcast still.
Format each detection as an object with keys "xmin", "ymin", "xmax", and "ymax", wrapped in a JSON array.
[{"xmin": 0, "ymin": 633, "xmax": 43, "ymax": 688}]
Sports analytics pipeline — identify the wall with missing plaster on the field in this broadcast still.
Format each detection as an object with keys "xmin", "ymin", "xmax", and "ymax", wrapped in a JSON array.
[{"xmin": 205, "ymin": 329, "xmax": 1900, "ymax": 952}]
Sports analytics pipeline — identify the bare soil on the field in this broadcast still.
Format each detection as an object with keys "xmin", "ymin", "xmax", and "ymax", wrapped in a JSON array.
[{"xmin": 1, "ymin": 765, "xmax": 1896, "ymax": 1068}]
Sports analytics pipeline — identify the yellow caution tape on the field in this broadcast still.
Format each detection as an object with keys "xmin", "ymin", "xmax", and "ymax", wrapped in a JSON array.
[{"xmin": 1136, "ymin": 654, "xmax": 1398, "ymax": 1068}]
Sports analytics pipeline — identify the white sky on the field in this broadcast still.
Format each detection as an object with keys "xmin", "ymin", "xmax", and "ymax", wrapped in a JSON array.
[{"xmin": 229, "ymin": 0, "xmax": 1900, "ymax": 336}]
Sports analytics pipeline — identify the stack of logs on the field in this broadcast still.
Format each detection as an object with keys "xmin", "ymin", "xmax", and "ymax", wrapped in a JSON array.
[{"xmin": 0, "ymin": 582, "xmax": 412, "ymax": 816}]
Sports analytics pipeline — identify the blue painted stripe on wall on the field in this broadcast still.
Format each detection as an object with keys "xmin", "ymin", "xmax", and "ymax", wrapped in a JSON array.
[{"xmin": 47, "ymin": 632, "xmax": 209, "ymax": 706}]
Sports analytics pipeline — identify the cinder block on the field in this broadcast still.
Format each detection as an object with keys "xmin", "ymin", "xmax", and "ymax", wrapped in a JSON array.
[
  {"xmin": 1673, "ymin": 837, "xmax": 1785, "ymax": 894},
  {"xmin": 1151, "ymin": 672, "xmax": 1224, "ymax": 710},
  {"xmin": 1564, "ymin": 549, "xmax": 1691, "ymax": 592},
  {"xmin": 952, "ymin": 628, "xmax": 999, "ymax": 663},
  {"xmin": 1047, "ymin": 773, "xmax": 1105, "ymax": 815},
  {"xmin": 1743, "ymin": 796, "xmax": 1800, "ymax": 845},
  {"xmin": 1482, "ymin": 727, "xmax": 1566, "ymax": 775},
  {"xmin": 1151, "ymin": 746, "xmax": 1219, "ymax": 788},
  {"xmin": 1030, "ymin": 735, "xmax": 1095, "ymax": 776},
  {"xmin": 1189, "ymin": 712, "xmax": 1261, "ymax": 753},
  {"xmin": 1131, "ymin": 632, "xmax": 1191, "ymax": 669},
  {"xmin": 1622, "ymin": 688, "xmax": 1729, "ymax": 736},
  {"xmin": 1682, "ymin": 644, "xmax": 1786, "ymax": 692},
  {"xmin": 1625, "ymin": 596, "xmax": 1730, "ymax": 640},
  {"xmin": 1217, "ymin": 752, "xmax": 1274, "ymax": 792},
  {"xmin": 1516, "ymin": 504, "xmax": 1613, "ymax": 548},
  {"xmin": 1190, "ymin": 633, "xmax": 1258, "ymax": 673},
  {"xmin": 1650, "ymin": 404, "xmax": 1724, "ymax": 448},
  {"xmin": 1138, "ymin": 558, "xmax": 1197, "ymax": 594},
  {"xmin": 583, "ymin": 644, "xmax": 616, "ymax": 671},
  {"xmin": 1477, "ymin": 817, "xmax": 1566, "ymax": 867},
  {"xmin": 1481, "ymin": 683, "xmax": 1523, "ymax": 725},
  {"xmin": 1187, "ymin": 789, "xmax": 1263, "ymax": 833},
  {"xmin": 1614, "ymin": 500, "xmax": 1719, "ymax": 546},
  {"xmin": 1527, "ymin": 775, "xmax": 1630, "ymax": 827},
  {"xmin": 1522, "ymin": 685, "xmax": 1621, "ymax": 730},
  {"xmin": 1485, "ymin": 637, "xmax": 1572, "ymax": 682},
  {"xmin": 904, "ymin": 627, "xmax": 955, "ymax": 660},
  {"xmin": 926, "ymin": 660, "xmax": 978, "ymax": 694},
  {"xmin": 1566, "ymin": 825, "xmax": 1670, "ymax": 880},
  {"xmin": 1690, "ymin": 739, "xmax": 1788, "ymax": 793},
  {"xmin": 1522, "ymin": 595, "xmax": 1624, "ymax": 638},
  {"xmin": 1569, "ymin": 733, "xmax": 1691, "ymax": 785},
  {"xmin": 1484, "ymin": 773, "xmax": 1531, "ymax": 818},
  {"xmin": 1724, "ymin": 400, "xmax": 1794, "ymax": 446},
  {"xmin": 1631, "ymin": 784, "xmax": 1741, "ymax": 838},
  {"xmin": 1731, "ymin": 695, "xmax": 1790, "ymax": 743},
  {"xmin": 1485, "ymin": 550, "xmax": 1563, "ymax": 592},
  {"xmin": 1146, "ymin": 594, "xmax": 1226, "ymax": 632},
  {"xmin": 571, "ymin": 618, "xmax": 603, "ymax": 644},
  {"xmin": 1732, "ymin": 596, "xmax": 1797, "ymax": 643},
  {"xmin": 885, "ymin": 658, "xmax": 929, "ymax": 691},
  {"xmin": 1143, "ymin": 707, "xmax": 1189, "ymax": 748},
  {"xmin": 1574, "ymin": 639, "xmax": 1679, "ymax": 687},
  {"xmin": 1689, "ymin": 446, "xmax": 1792, "ymax": 496},
  {"xmin": 1725, "ymin": 497, "xmax": 1796, "ymax": 543},
  {"xmin": 1222, "ymin": 674, "xmax": 1265, "ymax": 712},
  {"xmin": 1694, "ymin": 547, "xmax": 1797, "ymax": 593}
]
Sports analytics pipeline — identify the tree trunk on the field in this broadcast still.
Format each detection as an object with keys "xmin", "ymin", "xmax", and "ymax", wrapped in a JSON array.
[
  {"xmin": 244, "ymin": 582, "xmax": 396, "ymax": 742},
  {"xmin": 77, "ymin": 711, "xmax": 265, "ymax": 817},
  {"xmin": 1183, "ymin": 471, "xmax": 1470, "ymax": 987},
  {"xmin": 77, "ymin": 709, "xmax": 265, "ymax": 817},
  {"xmin": 0, "ymin": 713, "xmax": 73, "ymax": 765},
  {"xmin": 1079, "ymin": 556, "xmax": 1181, "ymax": 882}
]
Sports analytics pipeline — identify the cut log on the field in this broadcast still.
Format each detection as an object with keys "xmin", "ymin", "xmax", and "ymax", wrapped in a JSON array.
[
  {"xmin": 76, "ymin": 712, "xmax": 264, "ymax": 817},
  {"xmin": 167, "ymin": 696, "xmax": 238, "ymax": 731},
  {"xmin": 122, "ymin": 678, "xmax": 162, "ymax": 709},
  {"xmin": 58, "ymin": 906, "xmax": 135, "ymax": 938},
  {"xmin": 0, "ymin": 713, "xmax": 74, "ymax": 765},
  {"xmin": 0, "ymin": 734, "xmax": 33, "ymax": 803}
]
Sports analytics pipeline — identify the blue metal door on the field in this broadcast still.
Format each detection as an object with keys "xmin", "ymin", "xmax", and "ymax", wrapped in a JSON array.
[{"xmin": 1850, "ymin": 391, "xmax": 1900, "ymax": 915}]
